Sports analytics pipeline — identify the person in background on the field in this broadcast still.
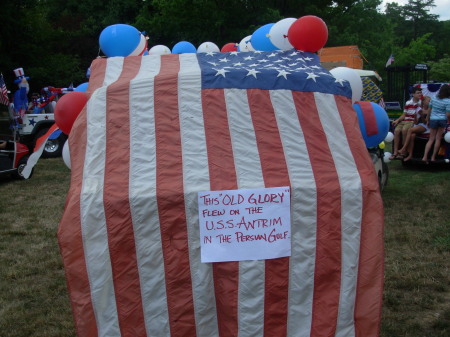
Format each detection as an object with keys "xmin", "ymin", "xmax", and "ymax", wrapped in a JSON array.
[
  {"xmin": 12, "ymin": 68, "xmax": 30, "ymax": 118},
  {"xmin": 390, "ymin": 87, "xmax": 422, "ymax": 160},
  {"xmin": 399, "ymin": 95, "xmax": 431, "ymax": 162},
  {"xmin": 0, "ymin": 141, "xmax": 6, "ymax": 149},
  {"xmin": 422, "ymin": 84, "xmax": 450, "ymax": 163}
]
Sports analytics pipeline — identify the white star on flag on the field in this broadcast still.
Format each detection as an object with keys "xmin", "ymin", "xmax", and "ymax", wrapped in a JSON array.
[
  {"xmin": 306, "ymin": 72, "xmax": 319, "ymax": 82},
  {"xmin": 277, "ymin": 70, "xmax": 290, "ymax": 79},
  {"xmin": 215, "ymin": 68, "xmax": 230, "ymax": 77},
  {"xmin": 334, "ymin": 78, "xmax": 347, "ymax": 86},
  {"xmin": 246, "ymin": 69, "xmax": 261, "ymax": 78}
]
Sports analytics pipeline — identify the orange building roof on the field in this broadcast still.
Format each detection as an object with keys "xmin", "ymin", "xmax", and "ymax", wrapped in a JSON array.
[{"xmin": 318, "ymin": 45, "xmax": 364, "ymax": 69}]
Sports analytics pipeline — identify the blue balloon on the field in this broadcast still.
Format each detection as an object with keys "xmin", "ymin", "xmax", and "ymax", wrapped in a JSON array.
[
  {"xmin": 75, "ymin": 82, "xmax": 89, "ymax": 92},
  {"xmin": 99, "ymin": 24, "xmax": 141, "ymax": 57},
  {"xmin": 251, "ymin": 23, "xmax": 279, "ymax": 51},
  {"xmin": 353, "ymin": 102, "xmax": 390, "ymax": 148},
  {"xmin": 172, "ymin": 41, "xmax": 196, "ymax": 54}
]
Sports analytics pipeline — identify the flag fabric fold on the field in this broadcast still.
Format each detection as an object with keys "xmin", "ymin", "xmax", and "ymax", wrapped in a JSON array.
[
  {"xmin": 385, "ymin": 54, "xmax": 394, "ymax": 67},
  {"xmin": 21, "ymin": 123, "xmax": 60, "ymax": 179},
  {"xmin": 58, "ymin": 50, "xmax": 384, "ymax": 337}
]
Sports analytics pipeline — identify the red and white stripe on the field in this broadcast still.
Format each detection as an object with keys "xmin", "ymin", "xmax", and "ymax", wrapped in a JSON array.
[{"xmin": 58, "ymin": 54, "xmax": 384, "ymax": 337}]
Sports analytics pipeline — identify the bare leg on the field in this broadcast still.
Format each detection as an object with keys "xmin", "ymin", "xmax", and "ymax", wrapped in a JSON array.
[
  {"xmin": 392, "ymin": 127, "xmax": 402, "ymax": 157},
  {"xmin": 400, "ymin": 127, "xmax": 409, "ymax": 152},
  {"xmin": 422, "ymin": 128, "xmax": 437, "ymax": 162},
  {"xmin": 400, "ymin": 125, "xmax": 425, "ymax": 155},
  {"xmin": 404, "ymin": 134, "xmax": 417, "ymax": 161},
  {"xmin": 399, "ymin": 128, "xmax": 413, "ymax": 154},
  {"xmin": 431, "ymin": 127, "xmax": 445, "ymax": 161},
  {"xmin": 403, "ymin": 126, "xmax": 426, "ymax": 160}
]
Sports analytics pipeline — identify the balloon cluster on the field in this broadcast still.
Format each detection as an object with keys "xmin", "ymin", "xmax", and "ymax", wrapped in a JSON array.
[{"xmin": 98, "ymin": 16, "xmax": 328, "ymax": 57}]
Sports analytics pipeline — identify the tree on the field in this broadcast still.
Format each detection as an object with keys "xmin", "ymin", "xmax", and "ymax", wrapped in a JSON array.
[
  {"xmin": 429, "ymin": 56, "xmax": 450, "ymax": 82},
  {"xmin": 137, "ymin": 0, "xmax": 283, "ymax": 48},
  {"xmin": 402, "ymin": 0, "xmax": 438, "ymax": 40},
  {"xmin": 393, "ymin": 33, "xmax": 436, "ymax": 65},
  {"xmin": 325, "ymin": 0, "xmax": 395, "ymax": 72},
  {"xmin": 385, "ymin": 0, "xmax": 440, "ymax": 51}
]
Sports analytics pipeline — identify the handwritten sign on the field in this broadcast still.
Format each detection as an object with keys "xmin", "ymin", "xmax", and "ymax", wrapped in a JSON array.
[{"xmin": 198, "ymin": 186, "xmax": 291, "ymax": 263}]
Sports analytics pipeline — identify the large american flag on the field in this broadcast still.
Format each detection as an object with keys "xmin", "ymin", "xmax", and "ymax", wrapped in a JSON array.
[
  {"xmin": 58, "ymin": 50, "xmax": 384, "ymax": 337},
  {"xmin": 0, "ymin": 73, "xmax": 9, "ymax": 105}
]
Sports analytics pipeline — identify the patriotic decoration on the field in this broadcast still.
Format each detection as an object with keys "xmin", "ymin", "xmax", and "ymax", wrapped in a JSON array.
[
  {"xmin": 59, "ymin": 50, "xmax": 384, "ymax": 337},
  {"xmin": 385, "ymin": 54, "xmax": 394, "ymax": 68},
  {"xmin": 414, "ymin": 82, "xmax": 450, "ymax": 99},
  {"xmin": 21, "ymin": 124, "xmax": 60, "ymax": 179},
  {"xmin": 13, "ymin": 67, "xmax": 30, "ymax": 83},
  {"xmin": 361, "ymin": 76, "xmax": 384, "ymax": 106},
  {"xmin": 0, "ymin": 73, "xmax": 9, "ymax": 106}
]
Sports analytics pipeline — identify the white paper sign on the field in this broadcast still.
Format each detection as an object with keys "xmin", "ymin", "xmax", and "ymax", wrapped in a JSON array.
[{"xmin": 198, "ymin": 186, "xmax": 291, "ymax": 263}]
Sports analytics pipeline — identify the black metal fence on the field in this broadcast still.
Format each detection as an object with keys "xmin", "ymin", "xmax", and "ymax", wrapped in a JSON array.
[{"xmin": 385, "ymin": 64, "xmax": 429, "ymax": 108}]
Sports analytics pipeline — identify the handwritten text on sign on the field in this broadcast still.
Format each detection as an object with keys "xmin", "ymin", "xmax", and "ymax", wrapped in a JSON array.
[{"xmin": 198, "ymin": 186, "xmax": 291, "ymax": 263}]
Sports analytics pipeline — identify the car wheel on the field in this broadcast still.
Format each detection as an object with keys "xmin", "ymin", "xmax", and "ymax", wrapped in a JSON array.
[
  {"xmin": 43, "ymin": 134, "xmax": 66, "ymax": 158},
  {"xmin": 14, "ymin": 155, "xmax": 33, "ymax": 180},
  {"xmin": 35, "ymin": 129, "xmax": 66, "ymax": 158}
]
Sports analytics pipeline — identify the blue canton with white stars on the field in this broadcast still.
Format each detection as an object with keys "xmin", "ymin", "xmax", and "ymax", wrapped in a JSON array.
[{"xmin": 197, "ymin": 49, "xmax": 352, "ymax": 99}]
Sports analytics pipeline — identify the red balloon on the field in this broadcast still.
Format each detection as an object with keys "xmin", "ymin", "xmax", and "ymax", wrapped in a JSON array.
[
  {"xmin": 287, "ymin": 16, "xmax": 328, "ymax": 52},
  {"xmin": 221, "ymin": 42, "xmax": 238, "ymax": 52},
  {"xmin": 54, "ymin": 91, "xmax": 88, "ymax": 135}
]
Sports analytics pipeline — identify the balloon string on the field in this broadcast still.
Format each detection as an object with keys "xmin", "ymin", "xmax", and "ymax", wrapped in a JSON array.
[{"xmin": 283, "ymin": 34, "xmax": 288, "ymax": 38}]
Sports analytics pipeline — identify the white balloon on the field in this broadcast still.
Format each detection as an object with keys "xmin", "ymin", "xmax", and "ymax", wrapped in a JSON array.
[
  {"xmin": 269, "ymin": 18, "xmax": 296, "ymax": 50},
  {"xmin": 385, "ymin": 131, "xmax": 394, "ymax": 143},
  {"xmin": 329, "ymin": 67, "xmax": 363, "ymax": 103},
  {"xmin": 149, "ymin": 45, "xmax": 171, "ymax": 55},
  {"xmin": 445, "ymin": 132, "xmax": 450, "ymax": 143},
  {"xmin": 238, "ymin": 35, "xmax": 255, "ymax": 52},
  {"xmin": 383, "ymin": 152, "xmax": 392, "ymax": 163},
  {"xmin": 197, "ymin": 41, "xmax": 220, "ymax": 53},
  {"xmin": 62, "ymin": 141, "xmax": 71, "ymax": 170}
]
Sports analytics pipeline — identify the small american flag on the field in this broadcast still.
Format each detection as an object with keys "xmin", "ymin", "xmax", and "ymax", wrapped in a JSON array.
[
  {"xmin": 0, "ymin": 73, "xmax": 9, "ymax": 105},
  {"xmin": 59, "ymin": 50, "xmax": 384, "ymax": 337},
  {"xmin": 385, "ymin": 54, "xmax": 394, "ymax": 67}
]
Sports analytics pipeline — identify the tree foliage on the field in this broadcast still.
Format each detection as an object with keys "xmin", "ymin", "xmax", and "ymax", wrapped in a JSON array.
[
  {"xmin": 0, "ymin": 0, "xmax": 448, "ymax": 92},
  {"xmin": 429, "ymin": 56, "xmax": 450, "ymax": 82},
  {"xmin": 393, "ymin": 33, "xmax": 436, "ymax": 65}
]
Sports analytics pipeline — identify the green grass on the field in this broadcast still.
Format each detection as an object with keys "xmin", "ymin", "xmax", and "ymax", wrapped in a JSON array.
[{"xmin": 0, "ymin": 157, "xmax": 449, "ymax": 336}]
